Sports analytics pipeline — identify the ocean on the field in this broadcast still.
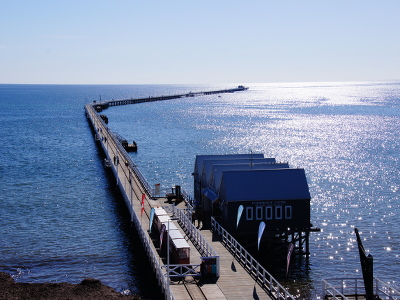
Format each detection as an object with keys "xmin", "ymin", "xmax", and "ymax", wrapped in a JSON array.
[{"xmin": 0, "ymin": 82, "xmax": 399, "ymax": 299}]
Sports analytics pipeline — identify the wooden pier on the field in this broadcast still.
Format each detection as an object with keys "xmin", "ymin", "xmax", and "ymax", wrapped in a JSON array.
[
  {"xmin": 84, "ymin": 88, "xmax": 295, "ymax": 300},
  {"xmin": 92, "ymin": 85, "xmax": 249, "ymax": 112}
]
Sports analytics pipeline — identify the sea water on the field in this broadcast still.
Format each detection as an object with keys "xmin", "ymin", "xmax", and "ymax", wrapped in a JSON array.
[{"xmin": 1, "ymin": 82, "xmax": 399, "ymax": 298}]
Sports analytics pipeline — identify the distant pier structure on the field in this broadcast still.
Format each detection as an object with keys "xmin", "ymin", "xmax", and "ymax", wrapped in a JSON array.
[{"xmin": 93, "ymin": 85, "xmax": 249, "ymax": 112}]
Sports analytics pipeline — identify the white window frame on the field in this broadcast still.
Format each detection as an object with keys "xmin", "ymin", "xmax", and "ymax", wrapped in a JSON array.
[
  {"xmin": 275, "ymin": 205, "xmax": 282, "ymax": 219},
  {"xmin": 265, "ymin": 206, "xmax": 273, "ymax": 220},
  {"xmin": 246, "ymin": 207, "xmax": 253, "ymax": 220},
  {"xmin": 256, "ymin": 206, "xmax": 263, "ymax": 220},
  {"xmin": 285, "ymin": 205, "xmax": 292, "ymax": 219}
]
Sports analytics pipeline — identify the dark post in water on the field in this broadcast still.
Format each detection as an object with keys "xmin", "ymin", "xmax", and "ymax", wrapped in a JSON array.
[{"xmin": 355, "ymin": 228, "xmax": 375, "ymax": 300}]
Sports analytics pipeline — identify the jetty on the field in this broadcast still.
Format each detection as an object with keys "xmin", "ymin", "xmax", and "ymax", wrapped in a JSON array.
[
  {"xmin": 84, "ymin": 87, "xmax": 296, "ymax": 300},
  {"xmin": 92, "ymin": 85, "xmax": 248, "ymax": 112}
]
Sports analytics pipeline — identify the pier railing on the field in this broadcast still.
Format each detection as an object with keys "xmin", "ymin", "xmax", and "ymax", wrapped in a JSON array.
[
  {"xmin": 211, "ymin": 217, "xmax": 295, "ymax": 300},
  {"xmin": 93, "ymin": 85, "xmax": 248, "ymax": 111},
  {"xmin": 181, "ymin": 189, "xmax": 194, "ymax": 210},
  {"xmin": 86, "ymin": 104, "xmax": 153, "ymax": 196},
  {"xmin": 129, "ymin": 194, "xmax": 176, "ymax": 300},
  {"xmin": 86, "ymin": 104, "xmax": 176, "ymax": 300},
  {"xmin": 110, "ymin": 131, "xmax": 153, "ymax": 196},
  {"xmin": 165, "ymin": 205, "xmax": 218, "ymax": 259},
  {"xmin": 322, "ymin": 277, "xmax": 400, "ymax": 300},
  {"xmin": 162, "ymin": 264, "xmax": 201, "ymax": 278}
]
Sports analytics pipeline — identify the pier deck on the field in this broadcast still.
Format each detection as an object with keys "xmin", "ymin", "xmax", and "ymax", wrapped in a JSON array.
[
  {"xmin": 198, "ymin": 229, "xmax": 272, "ymax": 300},
  {"xmin": 140, "ymin": 200, "xmax": 273, "ymax": 300},
  {"xmin": 92, "ymin": 85, "xmax": 249, "ymax": 112},
  {"xmin": 85, "ymin": 89, "xmax": 288, "ymax": 300}
]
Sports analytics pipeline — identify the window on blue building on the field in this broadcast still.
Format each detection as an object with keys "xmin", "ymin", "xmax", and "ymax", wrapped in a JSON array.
[
  {"xmin": 275, "ymin": 206, "xmax": 282, "ymax": 219},
  {"xmin": 266, "ymin": 206, "xmax": 273, "ymax": 219},
  {"xmin": 285, "ymin": 206, "xmax": 292, "ymax": 219},
  {"xmin": 256, "ymin": 207, "xmax": 263, "ymax": 220},
  {"xmin": 246, "ymin": 207, "xmax": 253, "ymax": 220}
]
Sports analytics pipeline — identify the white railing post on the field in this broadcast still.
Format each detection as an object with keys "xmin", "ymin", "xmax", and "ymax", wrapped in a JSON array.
[
  {"xmin": 211, "ymin": 217, "xmax": 295, "ymax": 300},
  {"xmin": 341, "ymin": 279, "xmax": 344, "ymax": 295},
  {"xmin": 322, "ymin": 280, "xmax": 326, "ymax": 300}
]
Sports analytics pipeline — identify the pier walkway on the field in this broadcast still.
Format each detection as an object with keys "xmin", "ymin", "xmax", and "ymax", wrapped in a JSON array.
[
  {"xmin": 92, "ymin": 85, "xmax": 249, "ymax": 112},
  {"xmin": 85, "ymin": 88, "xmax": 294, "ymax": 300}
]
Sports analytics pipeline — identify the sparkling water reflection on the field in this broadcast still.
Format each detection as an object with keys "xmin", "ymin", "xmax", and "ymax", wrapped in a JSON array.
[
  {"xmin": 106, "ymin": 82, "xmax": 399, "ymax": 298},
  {"xmin": 1, "ymin": 82, "xmax": 398, "ymax": 299}
]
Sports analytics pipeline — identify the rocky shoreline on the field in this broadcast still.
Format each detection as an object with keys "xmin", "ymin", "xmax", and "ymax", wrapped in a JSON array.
[{"xmin": 0, "ymin": 272, "xmax": 145, "ymax": 300}]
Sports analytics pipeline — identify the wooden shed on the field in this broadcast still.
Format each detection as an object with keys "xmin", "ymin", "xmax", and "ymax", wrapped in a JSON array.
[
  {"xmin": 193, "ymin": 154, "xmax": 317, "ymax": 256},
  {"xmin": 209, "ymin": 162, "xmax": 290, "ymax": 193},
  {"xmin": 193, "ymin": 154, "xmax": 265, "ymax": 203},
  {"xmin": 217, "ymin": 168, "xmax": 311, "ymax": 233}
]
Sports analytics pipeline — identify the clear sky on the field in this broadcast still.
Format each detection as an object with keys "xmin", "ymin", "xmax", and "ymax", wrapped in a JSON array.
[{"xmin": 1, "ymin": 0, "xmax": 399, "ymax": 84}]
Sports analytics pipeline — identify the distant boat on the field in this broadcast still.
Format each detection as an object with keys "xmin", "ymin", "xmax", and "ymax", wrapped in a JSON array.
[
  {"xmin": 121, "ymin": 139, "xmax": 137, "ymax": 152},
  {"xmin": 113, "ymin": 132, "xmax": 138, "ymax": 152}
]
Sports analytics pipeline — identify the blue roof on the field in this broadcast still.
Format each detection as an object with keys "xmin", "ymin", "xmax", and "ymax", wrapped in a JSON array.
[
  {"xmin": 210, "ymin": 162, "xmax": 290, "ymax": 192},
  {"xmin": 201, "ymin": 158, "xmax": 276, "ymax": 187},
  {"xmin": 193, "ymin": 154, "xmax": 264, "ymax": 179},
  {"xmin": 219, "ymin": 169, "xmax": 310, "ymax": 202}
]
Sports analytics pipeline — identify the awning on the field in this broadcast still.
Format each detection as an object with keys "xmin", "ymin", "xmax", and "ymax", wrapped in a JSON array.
[{"xmin": 203, "ymin": 188, "xmax": 219, "ymax": 203}]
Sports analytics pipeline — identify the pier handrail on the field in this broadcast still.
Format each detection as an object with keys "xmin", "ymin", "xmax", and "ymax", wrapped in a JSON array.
[
  {"xmin": 87, "ymin": 104, "xmax": 177, "ymax": 299},
  {"xmin": 93, "ymin": 86, "xmax": 249, "ymax": 111},
  {"xmin": 88, "ymin": 103, "xmax": 194, "ymax": 202},
  {"xmin": 129, "ymin": 194, "xmax": 176, "ymax": 300},
  {"xmin": 165, "ymin": 205, "xmax": 218, "ymax": 258},
  {"xmin": 162, "ymin": 264, "xmax": 201, "ymax": 278},
  {"xmin": 322, "ymin": 279, "xmax": 352, "ymax": 300},
  {"xmin": 211, "ymin": 217, "xmax": 295, "ymax": 300},
  {"xmin": 375, "ymin": 277, "xmax": 400, "ymax": 299},
  {"xmin": 89, "ymin": 86, "xmax": 250, "ymax": 201},
  {"xmin": 110, "ymin": 131, "xmax": 153, "ymax": 196},
  {"xmin": 322, "ymin": 277, "xmax": 400, "ymax": 300},
  {"xmin": 86, "ymin": 104, "xmax": 153, "ymax": 197},
  {"xmin": 181, "ymin": 189, "xmax": 194, "ymax": 210}
]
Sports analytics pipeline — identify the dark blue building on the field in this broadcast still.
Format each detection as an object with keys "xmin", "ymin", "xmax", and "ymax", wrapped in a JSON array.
[{"xmin": 193, "ymin": 154, "xmax": 317, "ymax": 256}]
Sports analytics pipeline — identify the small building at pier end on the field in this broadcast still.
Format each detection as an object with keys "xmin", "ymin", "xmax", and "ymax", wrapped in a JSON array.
[{"xmin": 192, "ymin": 154, "xmax": 319, "ymax": 257}]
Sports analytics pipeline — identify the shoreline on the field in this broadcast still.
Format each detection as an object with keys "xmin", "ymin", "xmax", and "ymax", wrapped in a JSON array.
[{"xmin": 0, "ymin": 272, "xmax": 145, "ymax": 300}]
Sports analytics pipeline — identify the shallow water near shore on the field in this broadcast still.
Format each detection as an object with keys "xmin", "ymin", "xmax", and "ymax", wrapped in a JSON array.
[{"xmin": 1, "ymin": 82, "xmax": 399, "ymax": 299}]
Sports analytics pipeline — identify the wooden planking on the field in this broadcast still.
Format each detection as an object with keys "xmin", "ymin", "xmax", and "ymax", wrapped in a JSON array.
[
  {"xmin": 87, "ymin": 106, "xmax": 195, "ymax": 300},
  {"xmin": 200, "ymin": 284, "xmax": 227, "ymax": 300},
  {"xmin": 129, "ymin": 191, "xmax": 198, "ymax": 300},
  {"xmin": 120, "ymin": 162, "xmax": 272, "ymax": 299},
  {"xmin": 169, "ymin": 283, "xmax": 192, "ymax": 300},
  {"xmin": 199, "ymin": 230, "xmax": 273, "ymax": 300}
]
